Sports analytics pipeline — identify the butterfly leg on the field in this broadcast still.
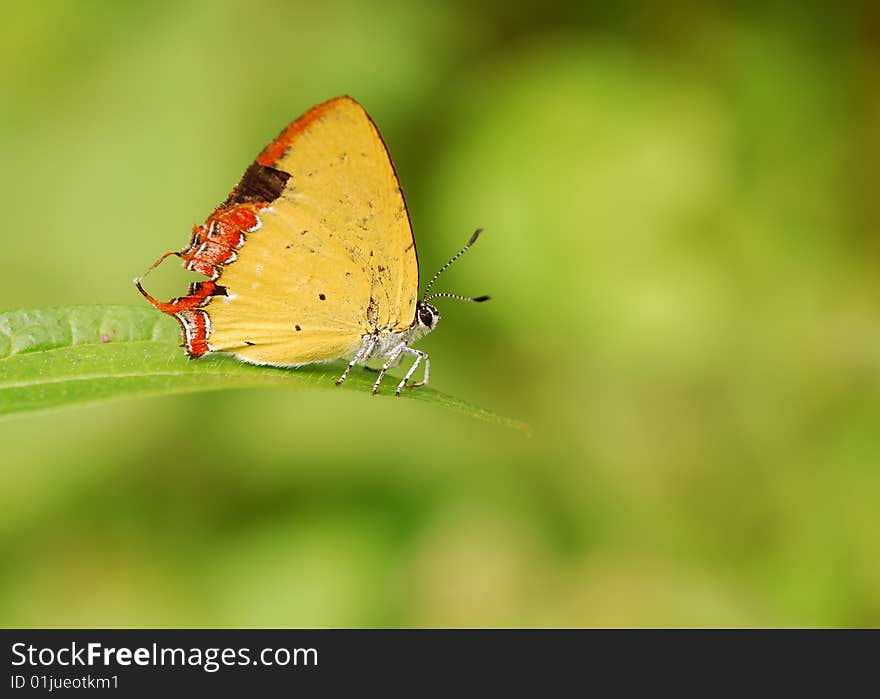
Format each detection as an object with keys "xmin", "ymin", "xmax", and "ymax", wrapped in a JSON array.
[
  {"xmin": 335, "ymin": 335, "xmax": 376, "ymax": 386},
  {"xmin": 362, "ymin": 353, "xmax": 402, "ymax": 373},
  {"xmin": 396, "ymin": 348, "xmax": 429, "ymax": 396},
  {"xmin": 371, "ymin": 342, "xmax": 407, "ymax": 395},
  {"xmin": 409, "ymin": 354, "xmax": 431, "ymax": 389}
]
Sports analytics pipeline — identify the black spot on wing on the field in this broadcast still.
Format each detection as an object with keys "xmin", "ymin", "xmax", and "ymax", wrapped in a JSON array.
[{"xmin": 188, "ymin": 282, "xmax": 228, "ymax": 297}]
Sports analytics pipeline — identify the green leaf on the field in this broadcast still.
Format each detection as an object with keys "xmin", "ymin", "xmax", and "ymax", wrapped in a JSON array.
[{"xmin": 0, "ymin": 305, "xmax": 528, "ymax": 432}]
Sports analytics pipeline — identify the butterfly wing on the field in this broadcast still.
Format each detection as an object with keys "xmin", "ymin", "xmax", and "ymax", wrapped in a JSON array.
[{"xmin": 185, "ymin": 96, "xmax": 419, "ymax": 365}]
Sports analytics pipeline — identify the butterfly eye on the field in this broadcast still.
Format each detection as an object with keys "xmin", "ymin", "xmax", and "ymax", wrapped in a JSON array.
[{"xmin": 419, "ymin": 307, "xmax": 434, "ymax": 328}]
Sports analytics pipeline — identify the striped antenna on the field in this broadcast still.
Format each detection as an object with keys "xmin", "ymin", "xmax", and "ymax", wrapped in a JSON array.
[
  {"xmin": 423, "ymin": 292, "xmax": 490, "ymax": 303},
  {"xmin": 422, "ymin": 228, "xmax": 484, "ymax": 300}
]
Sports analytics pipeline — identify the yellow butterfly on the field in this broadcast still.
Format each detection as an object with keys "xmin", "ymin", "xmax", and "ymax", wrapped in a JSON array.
[{"xmin": 136, "ymin": 96, "xmax": 488, "ymax": 395}]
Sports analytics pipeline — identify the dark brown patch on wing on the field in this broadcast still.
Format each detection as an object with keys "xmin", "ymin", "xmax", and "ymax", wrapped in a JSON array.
[{"xmin": 223, "ymin": 162, "xmax": 291, "ymax": 207}]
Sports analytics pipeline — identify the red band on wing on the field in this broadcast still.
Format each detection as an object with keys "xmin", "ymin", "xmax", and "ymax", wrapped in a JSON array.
[
  {"xmin": 174, "ymin": 309, "xmax": 211, "ymax": 357},
  {"xmin": 138, "ymin": 280, "xmax": 218, "ymax": 315}
]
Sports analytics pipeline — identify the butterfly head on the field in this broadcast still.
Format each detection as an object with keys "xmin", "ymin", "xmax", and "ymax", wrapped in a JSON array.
[{"xmin": 416, "ymin": 301, "xmax": 441, "ymax": 331}]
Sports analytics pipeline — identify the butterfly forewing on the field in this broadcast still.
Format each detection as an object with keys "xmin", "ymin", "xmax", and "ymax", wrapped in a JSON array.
[{"xmin": 206, "ymin": 96, "xmax": 419, "ymax": 365}]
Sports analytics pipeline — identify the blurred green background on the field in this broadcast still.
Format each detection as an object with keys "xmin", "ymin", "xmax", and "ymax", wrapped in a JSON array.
[{"xmin": 2, "ymin": 0, "xmax": 879, "ymax": 627}]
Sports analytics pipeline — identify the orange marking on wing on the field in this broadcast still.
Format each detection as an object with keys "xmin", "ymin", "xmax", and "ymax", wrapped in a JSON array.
[
  {"xmin": 136, "ymin": 202, "xmax": 267, "ymax": 356},
  {"xmin": 211, "ymin": 207, "xmax": 258, "ymax": 240},
  {"xmin": 185, "ymin": 240, "xmax": 235, "ymax": 271},
  {"xmin": 176, "ymin": 206, "xmax": 259, "ymax": 276},
  {"xmin": 256, "ymin": 96, "xmax": 351, "ymax": 167}
]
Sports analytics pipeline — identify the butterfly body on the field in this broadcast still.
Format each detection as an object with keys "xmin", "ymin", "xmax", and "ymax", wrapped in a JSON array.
[{"xmin": 137, "ymin": 96, "xmax": 484, "ymax": 395}]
